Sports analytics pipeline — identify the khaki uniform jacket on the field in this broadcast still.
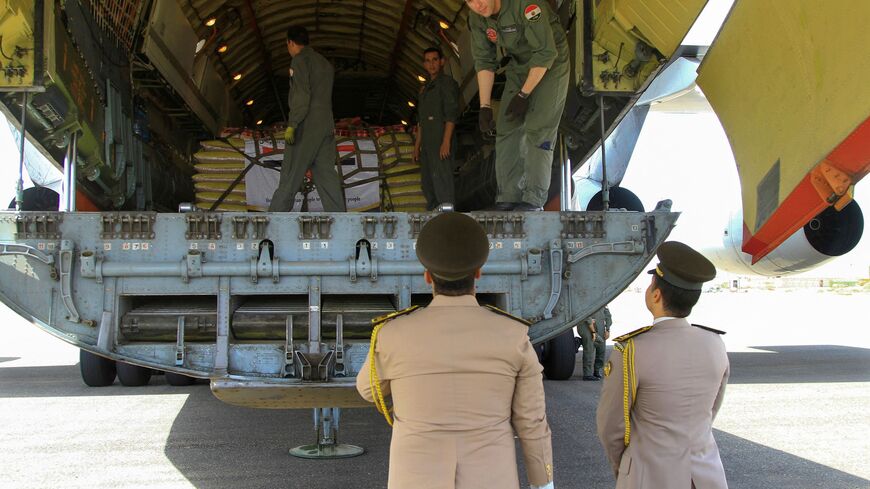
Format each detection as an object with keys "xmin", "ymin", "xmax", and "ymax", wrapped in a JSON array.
[
  {"xmin": 596, "ymin": 318, "xmax": 730, "ymax": 489},
  {"xmin": 356, "ymin": 295, "xmax": 553, "ymax": 489}
]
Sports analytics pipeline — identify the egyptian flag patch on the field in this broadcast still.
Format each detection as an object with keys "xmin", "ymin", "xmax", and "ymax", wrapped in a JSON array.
[
  {"xmin": 524, "ymin": 4, "xmax": 542, "ymax": 22},
  {"xmin": 486, "ymin": 27, "xmax": 498, "ymax": 42}
]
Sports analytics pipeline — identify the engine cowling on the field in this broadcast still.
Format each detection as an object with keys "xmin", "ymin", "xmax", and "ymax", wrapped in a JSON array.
[{"xmin": 702, "ymin": 200, "xmax": 863, "ymax": 276}]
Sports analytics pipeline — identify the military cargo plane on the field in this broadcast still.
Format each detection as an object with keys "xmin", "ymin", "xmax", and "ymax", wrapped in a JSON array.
[{"xmin": 0, "ymin": 0, "xmax": 866, "ymax": 455}]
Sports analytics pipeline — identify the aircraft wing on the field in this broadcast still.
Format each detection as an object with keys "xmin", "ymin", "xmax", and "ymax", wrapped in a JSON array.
[{"xmin": 696, "ymin": 0, "xmax": 870, "ymax": 263}]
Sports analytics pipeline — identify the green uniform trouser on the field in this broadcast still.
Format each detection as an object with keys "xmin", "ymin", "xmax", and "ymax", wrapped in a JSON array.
[
  {"xmin": 496, "ymin": 64, "xmax": 569, "ymax": 207},
  {"xmin": 578, "ymin": 324, "xmax": 605, "ymax": 377},
  {"xmin": 419, "ymin": 125, "xmax": 456, "ymax": 209},
  {"xmin": 268, "ymin": 126, "xmax": 346, "ymax": 212}
]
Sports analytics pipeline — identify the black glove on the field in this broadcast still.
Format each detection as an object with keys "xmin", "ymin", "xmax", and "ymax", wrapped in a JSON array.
[
  {"xmin": 505, "ymin": 92, "xmax": 530, "ymax": 122},
  {"xmin": 478, "ymin": 106, "xmax": 495, "ymax": 134}
]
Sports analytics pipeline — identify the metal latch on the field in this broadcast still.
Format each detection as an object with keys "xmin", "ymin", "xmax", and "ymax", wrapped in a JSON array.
[
  {"xmin": 283, "ymin": 315, "xmax": 295, "ymax": 378},
  {"xmin": 15, "ymin": 213, "xmax": 62, "ymax": 240},
  {"xmin": 298, "ymin": 216, "xmax": 333, "ymax": 240},
  {"xmin": 100, "ymin": 213, "xmax": 156, "ymax": 240},
  {"xmin": 185, "ymin": 213, "xmax": 222, "ymax": 240}
]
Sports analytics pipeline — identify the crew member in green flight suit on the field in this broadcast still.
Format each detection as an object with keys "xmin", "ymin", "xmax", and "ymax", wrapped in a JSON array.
[
  {"xmin": 269, "ymin": 25, "xmax": 346, "ymax": 212},
  {"xmin": 413, "ymin": 47, "xmax": 460, "ymax": 210},
  {"xmin": 466, "ymin": 0, "xmax": 570, "ymax": 211}
]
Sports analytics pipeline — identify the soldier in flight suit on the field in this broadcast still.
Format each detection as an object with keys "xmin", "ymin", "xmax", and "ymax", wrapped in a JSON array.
[
  {"xmin": 597, "ymin": 242, "xmax": 730, "ymax": 489},
  {"xmin": 466, "ymin": 0, "xmax": 570, "ymax": 211},
  {"xmin": 268, "ymin": 26, "xmax": 346, "ymax": 212},
  {"xmin": 357, "ymin": 212, "xmax": 555, "ymax": 489},
  {"xmin": 579, "ymin": 306, "xmax": 612, "ymax": 381},
  {"xmin": 413, "ymin": 47, "xmax": 460, "ymax": 210}
]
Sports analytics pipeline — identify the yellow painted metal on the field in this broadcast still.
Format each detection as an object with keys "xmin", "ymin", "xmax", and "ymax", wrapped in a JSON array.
[
  {"xmin": 0, "ymin": 0, "xmax": 42, "ymax": 90},
  {"xmin": 697, "ymin": 0, "xmax": 870, "ymax": 234},
  {"xmin": 576, "ymin": 0, "xmax": 707, "ymax": 93},
  {"xmin": 211, "ymin": 379, "xmax": 371, "ymax": 409}
]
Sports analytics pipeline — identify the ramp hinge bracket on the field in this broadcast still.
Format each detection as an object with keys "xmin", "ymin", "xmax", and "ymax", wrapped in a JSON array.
[
  {"xmin": 334, "ymin": 314, "xmax": 346, "ymax": 377},
  {"xmin": 543, "ymin": 240, "xmax": 563, "ymax": 320},
  {"xmin": 59, "ymin": 240, "xmax": 81, "ymax": 323},
  {"xmin": 175, "ymin": 316, "xmax": 186, "ymax": 366},
  {"xmin": 283, "ymin": 316, "xmax": 295, "ymax": 378}
]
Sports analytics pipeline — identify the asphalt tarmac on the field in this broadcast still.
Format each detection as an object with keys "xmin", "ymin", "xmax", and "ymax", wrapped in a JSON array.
[{"xmin": 1, "ymin": 289, "xmax": 868, "ymax": 489}]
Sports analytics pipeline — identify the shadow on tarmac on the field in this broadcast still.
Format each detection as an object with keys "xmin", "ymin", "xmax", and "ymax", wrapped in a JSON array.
[
  {"xmin": 0, "ymin": 357, "xmax": 19, "ymax": 363},
  {"xmin": 1, "ymin": 344, "xmax": 867, "ymax": 488}
]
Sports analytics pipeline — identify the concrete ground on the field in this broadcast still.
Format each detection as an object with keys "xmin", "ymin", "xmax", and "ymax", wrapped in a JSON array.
[{"xmin": 0, "ymin": 289, "xmax": 868, "ymax": 489}]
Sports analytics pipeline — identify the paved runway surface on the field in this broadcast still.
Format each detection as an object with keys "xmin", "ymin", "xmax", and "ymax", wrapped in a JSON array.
[{"xmin": 1, "ymin": 290, "xmax": 868, "ymax": 489}]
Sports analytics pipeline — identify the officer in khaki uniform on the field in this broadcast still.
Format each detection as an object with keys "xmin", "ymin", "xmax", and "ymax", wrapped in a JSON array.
[
  {"xmin": 356, "ymin": 212, "xmax": 554, "ymax": 489},
  {"xmin": 596, "ymin": 242, "xmax": 729, "ymax": 489},
  {"xmin": 413, "ymin": 47, "xmax": 459, "ymax": 210},
  {"xmin": 467, "ymin": 0, "xmax": 570, "ymax": 211},
  {"xmin": 269, "ymin": 26, "xmax": 346, "ymax": 212}
]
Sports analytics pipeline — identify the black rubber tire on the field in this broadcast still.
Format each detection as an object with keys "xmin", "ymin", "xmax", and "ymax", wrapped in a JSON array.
[
  {"xmin": 542, "ymin": 330, "xmax": 577, "ymax": 381},
  {"xmin": 116, "ymin": 362, "xmax": 153, "ymax": 387},
  {"xmin": 165, "ymin": 371, "xmax": 196, "ymax": 386},
  {"xmin": 80, "ymin": 350, "xmax": 116, "ymax": 387}
]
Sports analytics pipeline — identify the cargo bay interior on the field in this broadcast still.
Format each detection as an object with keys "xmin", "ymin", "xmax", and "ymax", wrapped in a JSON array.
[{"xmin": 2, "ymin": 0, "xmax": 664, "ymax": 214}]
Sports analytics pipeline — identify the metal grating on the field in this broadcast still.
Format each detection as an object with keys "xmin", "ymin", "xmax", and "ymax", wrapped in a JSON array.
[{"xmin": 86, "ymin": 0, "xmax": 141, "ymax": 51}]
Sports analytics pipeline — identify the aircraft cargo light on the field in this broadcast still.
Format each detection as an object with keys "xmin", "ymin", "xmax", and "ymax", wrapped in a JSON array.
[
  {"xmin": 246, "ymin": 99, "xmax": 254, "ymax": 106},
  {"xmin": 233, "ymin": 73, "xmax": 243, "ymax": 81},
  {"xmin": 205, "ymin": 17, "xmax": 217, "ymax": 27},
  {"xmin": 217, "ymin": 44, "xmax": 228, "ymax": 53}
]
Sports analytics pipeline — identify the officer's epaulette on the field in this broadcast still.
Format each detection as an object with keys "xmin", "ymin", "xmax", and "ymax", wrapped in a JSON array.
[
  {"xmin": 483, "ymin": 304, "xmax": 532, "ymax": 326},
  {"xmin": 371, "ymin": 305, "xmax": 422, "ymax": 325},
  {"xmin": 613, "ymin": 326, "xmax": 654, "ymax": 344},
  {"xmin": 692, "ymin": 323, "xmax": 726, "ymax": 335}
]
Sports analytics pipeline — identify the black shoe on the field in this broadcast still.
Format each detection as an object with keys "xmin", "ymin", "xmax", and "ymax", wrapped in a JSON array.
[
  {"xmin": 583, "ymin": 375, "xmax": 600, "ymax": 381},
  {"xmin": 593, "ymin": 373, "xmax": 603, "ymax": 379},
  {"xmin": 514, "ymin": 202, "xmax": 543, "ymax": 211},
  {"xmin": 489, "ymin": 202, "xmax": 517, "ymax": 211},
  {"xmin": 573, "ymin": 337, "xmax": 582, "ymax": 352}
]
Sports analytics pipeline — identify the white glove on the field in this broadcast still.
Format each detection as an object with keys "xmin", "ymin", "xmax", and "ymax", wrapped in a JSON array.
[{"xmin": 531, "ymin": 482, "xmax": 554, "ymax": 489}]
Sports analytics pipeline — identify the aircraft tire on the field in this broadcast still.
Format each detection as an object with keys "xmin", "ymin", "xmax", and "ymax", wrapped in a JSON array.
[
  {"xmin": 79, "ymin": 350, "xmax": 116, "ymax": 387},
  {"xmin": 542, "ymin": 330, "xmax": 576, "ymax": 381},
  {"xmin": 117, "ymin": 362, "xmax": 153, "ymax": 387},
  {"xmin": 165, "ymin": 372, "xmax": 196, "ymax": 386}
]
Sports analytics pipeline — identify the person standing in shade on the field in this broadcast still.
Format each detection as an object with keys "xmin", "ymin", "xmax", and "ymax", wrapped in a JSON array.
[
  {"xmin": 578, "ymin": 305, "xmax": 611, "ymax": 381},
  {"xmin": 597, "ymin": 241, "xmax": 729, "ymax": 489},
  {"xmin": 268, "ymin": 26, "xmax": 346, "ymax": 212},
  {"xmin": 357, "ymin": 212, "xmax": 554, "ymax": 489},
  {"xmin": 413, "ymin": 47, "xmax": 459, "ymax": 210},
  {"xmin": 466, "ymin": 0, "xmax": 570, "ymax": 211}
]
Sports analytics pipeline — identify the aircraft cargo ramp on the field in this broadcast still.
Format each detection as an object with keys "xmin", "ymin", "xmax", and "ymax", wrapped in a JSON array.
[{"xmin": 0, "ymin": 208, "xmax": 677, "ymax": 408}]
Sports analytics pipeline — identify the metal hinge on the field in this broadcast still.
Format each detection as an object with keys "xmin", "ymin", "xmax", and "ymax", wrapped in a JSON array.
[
  {"xmin": 298, "ymin": 216, "xmax": 333, "ymax": 240},
  {"xmin": 15, "ymin": 214, "xmax": 62, "ymax": 240}
]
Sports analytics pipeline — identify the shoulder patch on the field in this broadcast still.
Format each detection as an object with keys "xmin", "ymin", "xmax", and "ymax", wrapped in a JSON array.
[
  {"xmin": 483, "ymin": 304, "xmax": 532, "ymax": 326},
  {"xmin": 614, "ymin": 325, "xmax": 654, "ymax": 343},
  {"xmin": 486, "ymin": 27, "xmax": 498, "ymax": 42},
  {"xmin": 692, "ymin": 324, "xmax": 726, "ymax": 335},
  {"xmin": 371, "ymin": 305, "xmax": 422, "ymax": 325},
  {"xmin": 524, "ymin": 4, "xmax": 542, "ymax": 22}
]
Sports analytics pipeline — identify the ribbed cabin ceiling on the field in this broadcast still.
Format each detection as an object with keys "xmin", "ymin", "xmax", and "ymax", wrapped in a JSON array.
[{"xmin": 181, "ymin": 0, "xmax": 469, "ymax": 125}]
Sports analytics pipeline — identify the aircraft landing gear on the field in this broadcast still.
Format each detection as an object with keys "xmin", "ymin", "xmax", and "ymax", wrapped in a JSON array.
[{"xmin": 289, "ymin": 407, "xmax": 364, "ymax": 459}]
